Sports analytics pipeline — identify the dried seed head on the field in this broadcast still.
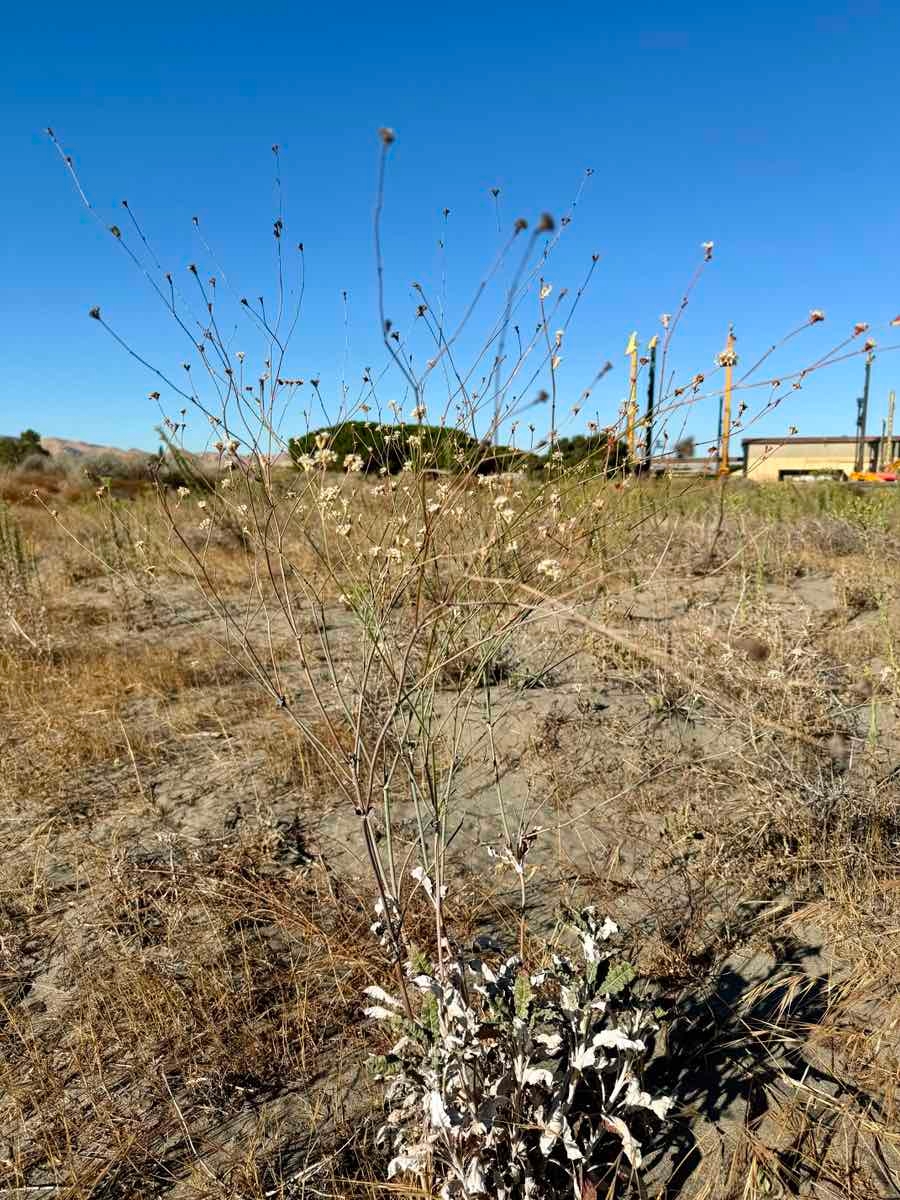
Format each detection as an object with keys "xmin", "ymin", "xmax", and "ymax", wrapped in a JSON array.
[
  {"xmin": 378, "ymin": 126, "xmax": 396, "ymax": 145},
  {"xmin": 88, "ymin": 306, "xmax": 101, "ymax": 320},
  {"xmin": 827, "ymin": 732, "xmax": 851, "ymax": 768},
  {"xmin": 729, "ymin": 638, "xmax": 772, "ymax": 667},
  {"xmin": 809, "ymin": 309, "xmax": 825, "ymax": 323},
  {"xmin": 536, "ymin": 212, "xmax": 555, "ymax": 233},
  {"xmin": 514, "ymin": 217, "xmax": 528, "ymax": 232},
  {"xmin": 702, "ymin": 240, "xmax": 714, "ymax": 261},
  {"xmin": 109, "ymin": 225, "xmax": 121, "ymax": 238}
]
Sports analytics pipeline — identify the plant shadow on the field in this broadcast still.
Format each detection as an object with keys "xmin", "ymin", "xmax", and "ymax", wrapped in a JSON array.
[{"xmin": 642, "ymin": 934, "xmax": 881, "ymax": 1197}]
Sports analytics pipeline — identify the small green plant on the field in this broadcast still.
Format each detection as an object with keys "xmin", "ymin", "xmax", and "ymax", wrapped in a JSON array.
[
  {"xmin": 0, "ymin": 503, "xmax": 32, "ymax": 586},
  {"xmin": 0, "ymin": 501, "xmax": 46, "ymax": 651}
]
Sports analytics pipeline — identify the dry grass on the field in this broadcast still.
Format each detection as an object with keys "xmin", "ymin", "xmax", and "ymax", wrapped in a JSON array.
[{"xmin": 1, "ymin": 479, "xmax": 899, "ymax": 1198}]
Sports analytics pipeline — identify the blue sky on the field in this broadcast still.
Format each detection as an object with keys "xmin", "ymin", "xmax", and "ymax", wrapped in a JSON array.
[{"xmin": 2, "ymin": 0, "xmax": 898, "ymax": 453}]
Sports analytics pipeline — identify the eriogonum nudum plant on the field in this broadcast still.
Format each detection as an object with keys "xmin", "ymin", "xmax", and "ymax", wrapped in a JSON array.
[{"xmin": 366, "ymin": 908, "xmax": 673, "ymax": 1198}]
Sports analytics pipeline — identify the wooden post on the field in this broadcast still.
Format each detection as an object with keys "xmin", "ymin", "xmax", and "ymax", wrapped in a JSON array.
[
  {"xmin": 718, "ymin": 325, "xmax": 737, "ymax": 475},
  {"xmin": 625, "ymin": 331, "xmax": 638, "ymax": 467},
  {"xmin": 882, "ymin": 389, "xmax": 895, "ymax": 468}
]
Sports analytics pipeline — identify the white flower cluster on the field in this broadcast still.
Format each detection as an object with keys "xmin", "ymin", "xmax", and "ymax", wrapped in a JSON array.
[
  {"xmin": 367, "ymin": 908, "xmax": 672, "ymax": 1198},
  {"xmin": 296, "ymin": 448, "xmax": 338, "ymax": 471},
  {"xmin": 296, "ymin": 433, "xmax": 339, "ymax": 471},
  {"xmin": 493, "ymin": 494, "xmax": 515, "ymax": 525},
  {"xmin": 536, "ymin": 558, "xmax": 563, "ymax": 582}
]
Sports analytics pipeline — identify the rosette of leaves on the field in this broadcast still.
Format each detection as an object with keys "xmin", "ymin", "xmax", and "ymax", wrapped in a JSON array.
[{"xmin": 365, "ymin": 908, "xmax": 672, "ymax": 1198}]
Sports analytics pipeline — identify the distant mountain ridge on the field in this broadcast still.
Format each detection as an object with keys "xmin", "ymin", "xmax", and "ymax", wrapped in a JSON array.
[
  {"xmin": 30, "ymin": 437, "xmax": 236, "ymax": 466},
  {"xmin": 0, "ymin": 435, "xmax": 302, "ymax": 472},
  {"xmin": 40, "ymin": 437, "xmax": 152, "ymax": 461}
]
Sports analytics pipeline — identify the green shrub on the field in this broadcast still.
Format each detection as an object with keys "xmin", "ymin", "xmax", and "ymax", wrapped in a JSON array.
[
  {"xmin": 288, "ymin": 422, "xmax": 539, "ymax": 475},
  {"xmin": 0, "ymin": 430, "xmax": 50, "ymax": 469}
]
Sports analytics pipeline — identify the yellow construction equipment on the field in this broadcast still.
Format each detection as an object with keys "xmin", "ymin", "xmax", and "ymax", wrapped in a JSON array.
[{"xmin": 849, "ymin": 458, "xmax": 899, "ymax": 483}]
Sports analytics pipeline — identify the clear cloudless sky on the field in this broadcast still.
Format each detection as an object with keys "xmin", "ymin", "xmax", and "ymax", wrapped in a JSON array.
[{"xmin": 2, "ymin": 0, "xmax": 899, "ymax": 453}]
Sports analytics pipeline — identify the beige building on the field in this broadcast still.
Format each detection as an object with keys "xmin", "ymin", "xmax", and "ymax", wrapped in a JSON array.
[{"xmin": 741, "ymin": 436, "xmax": 900, "ymax": 482}]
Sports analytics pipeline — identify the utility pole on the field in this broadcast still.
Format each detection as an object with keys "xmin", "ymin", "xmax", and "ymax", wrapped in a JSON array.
[
  {"xmin": 717, "ymin": 325, "xmax": 738, "ymax": 474},
  {"xmin": 854, "ymin": 351, "xmax": 874, "ymax": 473},
  {"xmin": 644, "ymin": 335, "xmax": 658, "ymax": 472},
  {"xmin": 625, "ymin": 331, "xmax": 638, "ymax": 468}
]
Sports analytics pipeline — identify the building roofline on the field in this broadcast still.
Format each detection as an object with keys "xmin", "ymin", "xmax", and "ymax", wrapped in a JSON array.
[{"xmin": 741, "ymin": 435, "xmax": 886, "ymax": 446}]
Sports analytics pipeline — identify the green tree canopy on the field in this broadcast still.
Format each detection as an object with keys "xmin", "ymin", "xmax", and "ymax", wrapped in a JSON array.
[
  {"xmin": 288, "ymin": 422, "xmax": 539, "ymax": 475},
  {"xmin": 0, "ymin": 430, "xmax": 49, "ymax": 469}
]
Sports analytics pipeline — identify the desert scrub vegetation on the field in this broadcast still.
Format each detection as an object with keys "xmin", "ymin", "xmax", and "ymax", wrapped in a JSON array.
[
  {"xmin": 1, "ymin": 126, "xmax": 897, "ymax": 1198},
  {"xmin": 2, "ymin": 468, "xmax": 899, "ymax": 1198}
]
